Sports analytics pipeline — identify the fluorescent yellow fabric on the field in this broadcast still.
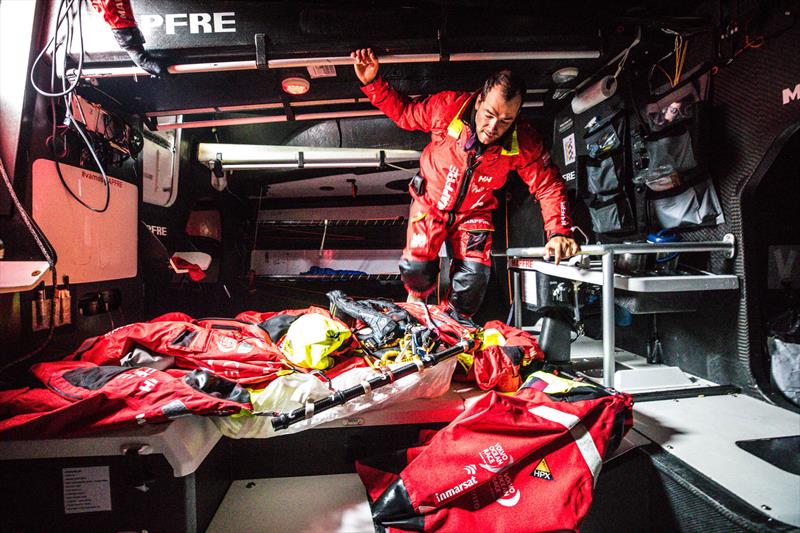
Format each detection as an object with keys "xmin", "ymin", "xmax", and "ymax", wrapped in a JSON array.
[
  {"xmin": 279, "ymin": 313, "xmax": 351, "ymax": 369},
  {"xmin": 480, "ymin": 328, "xmax": 507, "ymax": 350}
]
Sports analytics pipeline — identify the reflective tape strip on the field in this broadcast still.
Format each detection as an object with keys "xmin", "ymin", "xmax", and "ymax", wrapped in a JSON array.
[{"xmin": 529, "ymin": 405, "xmax": 603, "ymax": 485}]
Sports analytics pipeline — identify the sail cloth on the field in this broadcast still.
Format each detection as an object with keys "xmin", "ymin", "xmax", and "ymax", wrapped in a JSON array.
[{"xmin": 357, "ymin": 383, "xmax": 633, "ymax": 533}]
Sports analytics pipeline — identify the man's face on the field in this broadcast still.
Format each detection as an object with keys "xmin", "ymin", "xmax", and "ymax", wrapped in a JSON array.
[{"xmin": 474, "ymin": 86, "xmax": 522, "ymax": 145}]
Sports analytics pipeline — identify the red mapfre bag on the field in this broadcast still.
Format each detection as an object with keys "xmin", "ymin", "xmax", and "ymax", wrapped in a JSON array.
[{"xmin": 357, "ymin": 388, "xmax": 632, "ymax": 532}]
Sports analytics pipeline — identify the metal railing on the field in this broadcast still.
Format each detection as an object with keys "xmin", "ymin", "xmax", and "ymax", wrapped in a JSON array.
[{"xmin": 506, "ymin": 234, "xmax": 736, "ymax": 387}]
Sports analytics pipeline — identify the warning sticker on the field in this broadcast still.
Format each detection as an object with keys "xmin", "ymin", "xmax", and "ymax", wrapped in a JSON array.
[
  {"xmin": 531, "ymin": 458, "xmax": 554, "ymax": 481},
  {"xmin": 562, "ymin": 133, "xmax": 576, "ymax": 166},
  {"xmin": 307, "ymin": 65, "xmax": 337, "ymax": 79},
  {"xmin": 63, "ymin": 466, "xmax": 112, "ymax": 514}
]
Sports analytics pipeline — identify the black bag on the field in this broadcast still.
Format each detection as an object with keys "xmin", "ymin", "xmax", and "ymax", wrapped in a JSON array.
[
  {"xmin": 580, "ymin": 110, "xmax": 635, "ymax": 234},
  {"xmin": 647, "ymin": 178, "xmax": 724, "ymax": 229},
  {"xmin": 633, "ymin": 68, "xmax": 724, "ymax": 230},
  {"xmin": 551, "ymin": 111, "xmax": 579, "ymax": 188}
]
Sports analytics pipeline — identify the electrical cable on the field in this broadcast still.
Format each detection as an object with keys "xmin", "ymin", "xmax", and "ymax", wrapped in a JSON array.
[
  {"xmin": 51, "ymin": 99, "xmax": 111, "ymax": 212},
  {"xmin": 39, "ymin": 0, "xmax": 112, "ymax": 212},
  {"xmin": 29, "ymin": 0, "xmax": 83, "ymax": 98}
]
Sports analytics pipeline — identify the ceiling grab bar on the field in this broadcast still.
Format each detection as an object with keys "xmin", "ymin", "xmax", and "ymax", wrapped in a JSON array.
[{"xmin": 74, "ymin": 50, "xmax": 601, "ymax": 80}]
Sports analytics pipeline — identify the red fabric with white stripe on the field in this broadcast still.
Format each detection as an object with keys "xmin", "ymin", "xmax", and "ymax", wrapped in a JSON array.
[{"xmin": 357, "ymin": 388, "xmax": 632, "ymax": 532}]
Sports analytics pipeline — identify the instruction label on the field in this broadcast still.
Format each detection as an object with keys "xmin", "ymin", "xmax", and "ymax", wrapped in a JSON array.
[{"xmin": 63, "ymin": 466, "xmax": 112, "ymax": 514}]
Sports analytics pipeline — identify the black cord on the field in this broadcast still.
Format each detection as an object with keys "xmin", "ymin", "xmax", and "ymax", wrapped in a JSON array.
[
  {"xmin": 51, "ymin": 98, "xmax": 111, "ymax": 212},
  {"xmin": 30, "ymin": 0, "xmax": 84, "ymax": 98},
  {"xmin": 36, "ymin": 0, "xmax": 112, "ymax": 212}
]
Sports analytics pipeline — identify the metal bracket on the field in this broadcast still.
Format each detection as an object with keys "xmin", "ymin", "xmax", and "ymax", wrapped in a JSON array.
[
  {"xmin": 723, "ymin": 233, "xmax": 736, "ymax": 259},
  {"xmin": 254, "ymin": 33, "xmax": 269, "ymax": 70}
]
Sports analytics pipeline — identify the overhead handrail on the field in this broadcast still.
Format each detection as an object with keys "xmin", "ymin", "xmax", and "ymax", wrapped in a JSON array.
[{"xmin": 73, "ymin": 50, "xmax": 601, "ymax": 80}]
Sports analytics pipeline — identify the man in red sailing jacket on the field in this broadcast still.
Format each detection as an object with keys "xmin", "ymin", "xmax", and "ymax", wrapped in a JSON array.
[{"xmin": 352, "ymin": 49, "xmax": 579, "ymax": 319}]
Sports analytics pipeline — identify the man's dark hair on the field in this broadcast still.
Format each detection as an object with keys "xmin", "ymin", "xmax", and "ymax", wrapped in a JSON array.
[{"xmin": 480, "ymin": 69, "xmax": 526, "ymax": 103}]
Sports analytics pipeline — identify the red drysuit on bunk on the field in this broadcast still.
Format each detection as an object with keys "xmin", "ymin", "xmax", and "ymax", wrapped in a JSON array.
[
  {"xmin": 0, "ymin": 361, "xmax": 249, "ymax": 439},
  {"xmin": 70, "ymin": 313, "xmax": 289, "ymax": 387}
]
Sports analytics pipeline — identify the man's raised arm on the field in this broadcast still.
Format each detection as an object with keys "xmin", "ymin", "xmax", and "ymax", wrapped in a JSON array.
[{"xmin": 352, "ymin": 48, "xmax": 452, "ymax": 133}]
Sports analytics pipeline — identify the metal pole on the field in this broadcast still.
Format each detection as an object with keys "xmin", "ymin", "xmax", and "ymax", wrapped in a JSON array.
[
  {"xmin": 601, "ymin": 252, "xmax": 615, "ymax": 388},
  {"xmin": 512, "ymin": 270, "xmax": 522, "ymax": 329},
  {"xmin": 75, "ymin": 50, "xmax": 601, "ymax": 80},
  {"xmin": 507, "ymin": 237, "xmax": 736, "ymax": 259},
  {"xmin": 156, "ymin": 109, "xmax": 385, "ymax": 131}
]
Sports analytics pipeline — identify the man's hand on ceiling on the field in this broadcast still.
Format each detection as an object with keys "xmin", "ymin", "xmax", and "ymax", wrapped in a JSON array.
[{"xmin": 351, "ymin": 48, "xmax": 379, "ymax": 85}]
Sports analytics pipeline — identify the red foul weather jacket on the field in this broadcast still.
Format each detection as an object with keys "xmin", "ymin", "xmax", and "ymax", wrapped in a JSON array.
[
  {"xmin": 360, "ymin": 77, "xmax": 573, "ymax": 237},
  {"xmin": 0, "ymin": 361, "xmax": 249, "ymax": 439},
  {"xmin": 69, "ymin": 315, "xmax": 287, "ymax": 387}
]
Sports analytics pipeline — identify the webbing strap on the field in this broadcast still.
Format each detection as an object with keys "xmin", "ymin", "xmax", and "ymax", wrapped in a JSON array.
[{"xmin": 529, "ymin": 405, "xmax": 603, "ymax": 486}]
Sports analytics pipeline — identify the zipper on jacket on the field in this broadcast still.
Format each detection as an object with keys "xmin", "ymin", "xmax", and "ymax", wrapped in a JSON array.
[{"xmin": 447, "ymin": 150, "xmax": 480, "ymax": 226}]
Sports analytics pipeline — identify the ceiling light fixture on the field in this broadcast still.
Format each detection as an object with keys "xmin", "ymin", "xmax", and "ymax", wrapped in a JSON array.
[
  {"xmin": 281, "ymin": 76, "xmax": 310, "ymax": 95},
  {"xmin": 552, "ymin": 67, "xmax": 579, "ymax": 85}
]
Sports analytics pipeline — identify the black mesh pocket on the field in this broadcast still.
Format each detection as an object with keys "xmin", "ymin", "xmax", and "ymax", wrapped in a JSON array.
[
  {"xmin": 587, "ymin": 194, "xmax": 634, "ymax": 234},
  {"xmin": 646, "ymin": 82, "xmax": 699, "ymax": 133},
  {"xmin": 648, "ymin": 177, "xmax": 724, "ymax": 229},
  {"xmin": 584, "ymin": 113, "xmax": 622, "ymax": 159},
  {"xmin": 586, "ymin": 156, "xmax": 621, "ymax": 196},
  {"xmin": 646, "ymin": 127, "xmax": 698, "ymax": 176}
]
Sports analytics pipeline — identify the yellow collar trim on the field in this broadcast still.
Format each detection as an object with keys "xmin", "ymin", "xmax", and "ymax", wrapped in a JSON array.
[
  {"xmin": 500, "ymin": 128, "xmax": 519, "ymax": 156},
  {"xmin": 447, "ymin": 96, "xmax": 474, "ymax": 139}
]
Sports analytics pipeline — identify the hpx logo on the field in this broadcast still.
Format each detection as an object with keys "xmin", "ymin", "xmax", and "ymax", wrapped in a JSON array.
[
  {"xmin": 783, "ymin": 83, "xmax": 800, "ymax": 105},
  {"xmin": 140, "ymin": 12, "xmax": 236, "ymax": 35}
]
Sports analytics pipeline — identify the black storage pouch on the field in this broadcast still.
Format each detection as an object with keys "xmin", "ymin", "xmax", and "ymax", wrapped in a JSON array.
[
  {"xmin": 587, "ymin": 194, "xmax": 634, "ymax": 234},
  {"xmin": 648, "ymin": 177, "xmax": 724, "ymax": 229}
]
